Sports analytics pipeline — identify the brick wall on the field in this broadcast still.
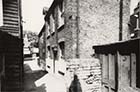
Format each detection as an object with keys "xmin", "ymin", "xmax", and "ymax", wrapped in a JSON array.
[
  {"xmin": 64, "ymin": 0, "xmax": 78, "ymax": 59},
  {"xmin": 79, "ymin": 0, "xmax": 130, "ymax": 58},
  {"xmin": 65, "ymin": 58, "xmax": 101, "ymax": 92}
]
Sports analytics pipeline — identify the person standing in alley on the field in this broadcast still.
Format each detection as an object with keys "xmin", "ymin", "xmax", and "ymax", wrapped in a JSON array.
[{"xmin": 69, "ymin": 74, "xmax": 82, "ymax": 92}]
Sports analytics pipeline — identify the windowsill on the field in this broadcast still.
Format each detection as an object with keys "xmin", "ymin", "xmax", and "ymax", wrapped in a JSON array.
[{"xmin": 58, "ymin": 24, "xmax": 64, "ymax": 31}]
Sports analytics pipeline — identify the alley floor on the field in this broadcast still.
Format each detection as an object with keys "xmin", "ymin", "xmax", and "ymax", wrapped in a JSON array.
[{"xmin": 23, "ymin": 57, "xmax": 67, "ymax": 92}]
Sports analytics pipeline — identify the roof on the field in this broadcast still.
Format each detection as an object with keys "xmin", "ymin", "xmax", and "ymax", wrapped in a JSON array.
[
  {"xmin": 38, "ymin": 24, "xmax": 45, "ymax": 37},
  {"xmin": 44, "ymin": 0, "xmax": 63, "ymax": 21},
  {"xmin": 38, "ymin": 0, "xmax": 63, "ymax": 37},
  {"xmin": 93, "ymin": 38, "xmax": 140, "ymax": 54}
]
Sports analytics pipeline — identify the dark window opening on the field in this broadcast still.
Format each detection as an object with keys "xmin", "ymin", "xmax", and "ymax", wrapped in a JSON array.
[
  {"xmin": 52, "ymin": 47, "xmax": 58, "ymax": 60},
  {"xmin": 59, "ymin": 41, "xmax": 65, "ymax": 59},
  {"xmin": 47, "ymin": 46, "xmax": 52, "ymax": 59}
]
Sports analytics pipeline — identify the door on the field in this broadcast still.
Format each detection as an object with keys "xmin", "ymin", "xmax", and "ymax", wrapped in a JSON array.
[{"xmin": 100, "ymin": 53, "xmax": 117, "ymax": 92}]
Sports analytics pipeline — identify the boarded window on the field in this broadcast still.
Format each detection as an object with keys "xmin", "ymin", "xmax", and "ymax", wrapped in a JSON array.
[{"xmin": 0, "ymin": 0, "xmax": 3, "ymax": 26}]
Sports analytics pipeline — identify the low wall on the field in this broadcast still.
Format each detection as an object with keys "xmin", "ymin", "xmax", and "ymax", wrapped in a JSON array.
[{"xmin": 65, "ymin": 58, "xmax": 101, "ymax": 92}]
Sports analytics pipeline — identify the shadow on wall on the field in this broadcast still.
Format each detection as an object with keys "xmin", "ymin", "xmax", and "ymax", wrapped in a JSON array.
[{"xmin": 69, "ymin": 74, "xmax": 82, "ymax": 92}]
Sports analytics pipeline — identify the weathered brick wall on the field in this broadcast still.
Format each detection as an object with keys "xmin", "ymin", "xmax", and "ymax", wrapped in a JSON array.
[
  {"xmin": 65, "ymin": 58, "xmax": 101, "ymax": 92},
  {"xmin": 122, "ymin": 0, "xmax": 131, "ymax": 40},
  {"xmin": 79, "ymin": 0, "xmax": 130, "ymax": 58},
  {"xmin": 64, "ymin": 0, "xmax": 78, "ymax": 59}
]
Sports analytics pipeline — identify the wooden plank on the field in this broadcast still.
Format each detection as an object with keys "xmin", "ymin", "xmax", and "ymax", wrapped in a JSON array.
[
  {"xmin": 4, "ymin": 16, "xmax": 19, "ymax": 21},
  {"xmin": 4, "ymin": 20, "xmax": 18, "ymax": 25},
  {"xmin": 3, "ymin": 13, "xmax": 18, "ymax": 18},
  {"xmin": 117, "ymin": 51, "xmax": 121, "ymax": 92},
  {"xmin": 4, "ymin": 3, "xmax": 18, "ymax": 9},
  {"xmin": 130, "ymin": 53, "xmax": 136, "ymax": 88},
  {"xmin": 121, "ymin": 55, "xmax": 130, "ymax": 85},
  {"xmin": 4, "ymin": 6, "xmax": 18, "ymax": 11},
  {"xmin": 102, "ymin": 54, "xmax": 109, "ymax": 84},
  {"xmin": 109, "ymin": 54, "xmax": 115, "ymax": 89}
]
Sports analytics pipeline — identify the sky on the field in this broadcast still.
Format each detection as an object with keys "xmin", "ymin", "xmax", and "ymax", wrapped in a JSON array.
[
  {"xmin": 130, "ymin": 0, "xmax": 140, "ymax": 15},
  {"xmin": 22, "ymin": 0, "xmax": 53, "ymax": 33},
  {"xmin": 21, "ymin": 0, "xmax": 140, "ymax": 34}
]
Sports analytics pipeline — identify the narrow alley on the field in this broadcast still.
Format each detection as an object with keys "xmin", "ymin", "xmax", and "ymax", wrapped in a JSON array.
[
  {"xmin": 24, "ymin": 58, "xmax": 47, "ymax": 92},
  {"xmin": 1, "ymin": 0, "xmax": 140, "ymax": 92},
  {"xmin": 23, "ymin": 57, "xmax": 67, "ymax": 92}
]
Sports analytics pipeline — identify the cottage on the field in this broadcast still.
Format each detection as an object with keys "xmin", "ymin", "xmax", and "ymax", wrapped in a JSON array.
[{"xmin": 38, "ymin": 0, "xmax": 131, "ymax": 92}]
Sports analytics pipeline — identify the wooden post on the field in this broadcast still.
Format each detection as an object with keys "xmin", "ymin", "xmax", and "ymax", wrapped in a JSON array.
[
  {"xmin": 130, "ymin": 53, "xmax": 136, "ymax": 88},
  {"xmin": 102, "ymin": 54, "xmax": 109, "ymax": 92},
  {"xmin": 108, "ymin": 54, "xmax": 115, "ymax": 91},
  {"xmin": 117, "ymin": 51, "xmax": 121, "ymax": 92}
]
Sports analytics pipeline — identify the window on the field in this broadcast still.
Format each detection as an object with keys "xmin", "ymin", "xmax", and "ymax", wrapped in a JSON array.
[
  {"xmin": 47, "ymin": 46, "xmax": 52, "ymax": 59},
  {"xmin": 0, "ymin": 0, "xmax": 3, "ymax": 26},
  {"xmin": 59, "ymin": 41, "xmax": 65, "ymax": 59},
  {"xmin": 58, "ymin": 4, "xmax": 64, "ymax": 28},
  {"xmin": 50, "ymin": 14, "xmax": 55, "ymax": 33}
]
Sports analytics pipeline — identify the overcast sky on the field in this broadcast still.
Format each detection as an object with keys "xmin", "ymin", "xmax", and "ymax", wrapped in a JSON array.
[{"xmin": 22, "ymin": 0, "xmax": 53, "ymax": 33}]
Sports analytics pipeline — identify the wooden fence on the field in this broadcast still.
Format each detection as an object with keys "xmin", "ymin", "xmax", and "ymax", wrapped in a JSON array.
[{"xmin": 93, "ymin": 38, "xmax": 140, "ymax": 92}]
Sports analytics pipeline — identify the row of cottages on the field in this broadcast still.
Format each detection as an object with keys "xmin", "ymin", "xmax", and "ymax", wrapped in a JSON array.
[
  {"xmin": 38, "ymin": 0, "xmax": 136, "ymax": 92},
  {"xmin": 0, "ymin": 0, "xmax": 23, "ymax": 92}
]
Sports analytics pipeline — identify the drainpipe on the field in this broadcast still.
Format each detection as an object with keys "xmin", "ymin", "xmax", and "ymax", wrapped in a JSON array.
[
  {"xmin": 55, "ymin": 5, "xmax": 59, "ymax": 59},
  {"xmin": 76, "ymin": 0, "xmax": 80, "ymax": 58},
  {"xmin": 119, "ymin": 0, "xmax": 123, "ymax": 41}
]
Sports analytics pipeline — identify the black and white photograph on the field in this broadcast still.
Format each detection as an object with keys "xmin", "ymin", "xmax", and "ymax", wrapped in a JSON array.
[{"xmin": 0, "ymin": 0, "xmax": 140, "ymax": 92}]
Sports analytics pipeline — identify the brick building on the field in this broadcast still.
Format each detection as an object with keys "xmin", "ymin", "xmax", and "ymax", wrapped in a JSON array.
[
  {"xmin": 39, "ymin": 0, "xmax": 130, "ymax": 60},
  {"xmin": 38, "ymin": 0, "xmax": 131, "ymax": 92}
]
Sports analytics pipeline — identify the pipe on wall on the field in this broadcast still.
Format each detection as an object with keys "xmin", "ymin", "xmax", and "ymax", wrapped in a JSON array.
[
  {"xmin": 76, "ymin": 0, "xmax": 80, "ymax": 58},
  {"xmin": 119, "ymin": 0, "xmax": 123, "ymax": 41}
]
